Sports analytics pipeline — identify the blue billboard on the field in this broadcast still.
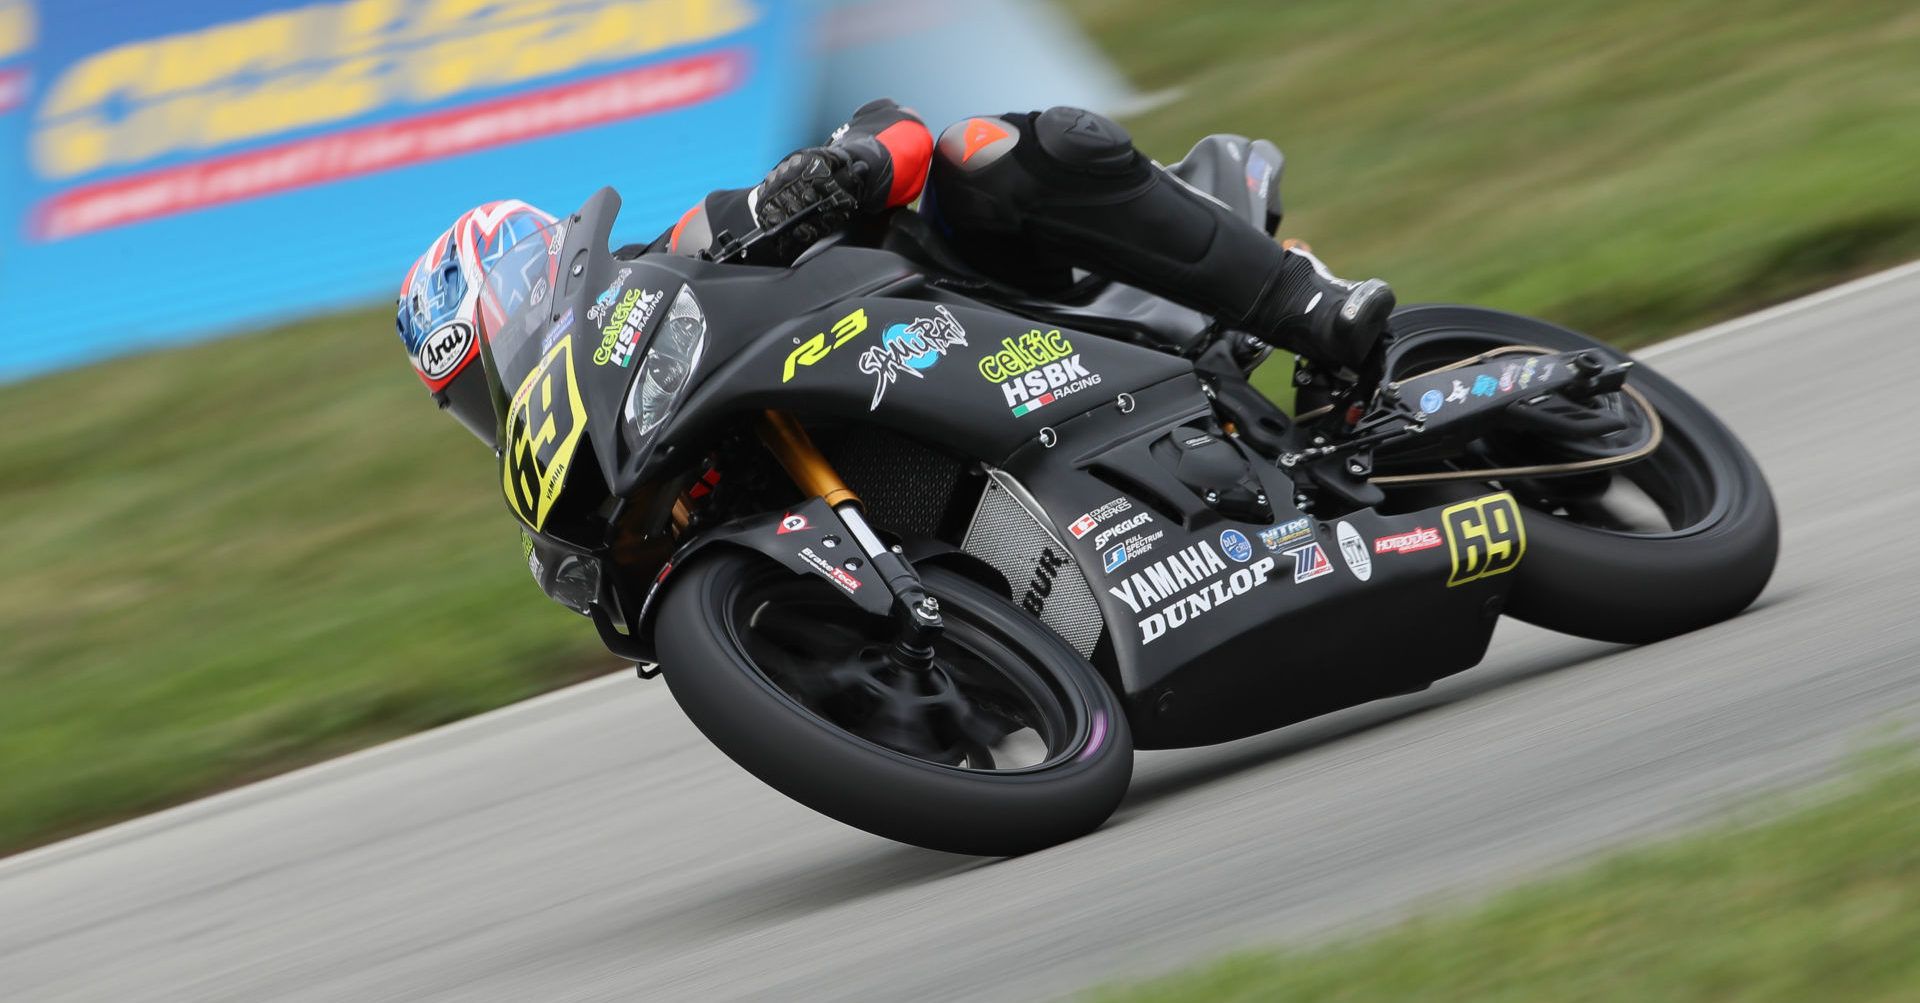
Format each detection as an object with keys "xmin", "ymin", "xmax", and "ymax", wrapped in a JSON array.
[{"xmin": 0, "ymin": 0, "xmax": 813, "ymax": 380}]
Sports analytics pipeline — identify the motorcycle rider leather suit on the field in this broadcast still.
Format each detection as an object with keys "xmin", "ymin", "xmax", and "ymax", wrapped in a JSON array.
[{"xmin": 396, "ymin": 99, "xmax": 1393, "ymax": 407}]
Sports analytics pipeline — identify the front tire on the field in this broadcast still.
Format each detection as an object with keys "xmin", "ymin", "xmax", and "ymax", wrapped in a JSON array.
[
  {"xmin": 657, "ymin": 550, "xmax": 1133, "ymax": 856},
  {"xmin": 1385, "ymin": 305, "xmax": 1779, "ymax": 644}
]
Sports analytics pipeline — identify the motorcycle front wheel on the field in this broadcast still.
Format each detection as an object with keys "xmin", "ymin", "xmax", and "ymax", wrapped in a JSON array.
[
  {"xmin": 656, "ymin": 551, "xmax": 1132, "ymax": 856},
  {"xmin": 1380, "ymin": 304, "xmax": 1779, "ymax": 645}
]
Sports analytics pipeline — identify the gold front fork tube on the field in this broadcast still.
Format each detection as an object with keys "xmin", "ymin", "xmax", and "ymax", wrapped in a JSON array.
[{"xmin": 757, "ymin": 410, "xmax": 860, "ymax": 508}]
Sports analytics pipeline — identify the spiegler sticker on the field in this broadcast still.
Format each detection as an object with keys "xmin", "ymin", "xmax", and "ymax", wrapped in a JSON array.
[
  {"xmin": 1092, "ymin": 512, "xmax": 1152, "ymax": 549},
  {"xmin": 418, "ymin": 321, "xmax": 475, "ymax": 381},
  {"xmin": 1335, "ymin": 521, "xmax": 1372, "ymax": 582}
]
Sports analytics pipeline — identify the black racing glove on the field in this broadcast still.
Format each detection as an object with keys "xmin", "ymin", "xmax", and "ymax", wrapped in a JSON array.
[
  {"xmin": 752, "ymin": 138, "xmax": 892, "ymax": 254},
  {"xmin": 753, "ymin": 147, "xmax": 856, "ymax": 254}
]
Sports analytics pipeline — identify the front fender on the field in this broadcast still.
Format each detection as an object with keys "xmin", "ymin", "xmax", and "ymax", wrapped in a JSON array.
[{"xmin": 618, "ymin": 496, "xmax": 896, "ymax": 666}]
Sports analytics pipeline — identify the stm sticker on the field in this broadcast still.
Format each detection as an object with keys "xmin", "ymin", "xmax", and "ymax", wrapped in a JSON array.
[{"xmin": 1335, "ymin": 521, "xmax": 1372, "ymax": 582}]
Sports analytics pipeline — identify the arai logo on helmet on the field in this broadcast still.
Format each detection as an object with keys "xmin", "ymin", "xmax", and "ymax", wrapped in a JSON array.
[{"xmin": 418, "ymin": 321, "xmax": 475, "ymax": 381}]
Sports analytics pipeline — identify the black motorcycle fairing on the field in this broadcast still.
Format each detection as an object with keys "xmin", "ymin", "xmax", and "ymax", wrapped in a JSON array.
[
  {"xmin": 637, "ymin": 250, "xmax": 1194, "ymax": 484},
  {"xmin": 984, "ymin": 376, "xmax": 1521, "ymax": 748}
]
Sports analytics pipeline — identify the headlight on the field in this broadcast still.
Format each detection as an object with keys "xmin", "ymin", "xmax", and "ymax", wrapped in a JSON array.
[{"xmin": 623, "ymin": 284, "xmax": 707, "ymax": 445}]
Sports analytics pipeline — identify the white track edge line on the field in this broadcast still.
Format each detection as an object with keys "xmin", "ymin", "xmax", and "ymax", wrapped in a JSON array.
[
  {"xmin": 9, "ymin": 256, "xmax": 1920, "ymax": 876},
  {"xmin": 0, "ymin": 670, "xmax": 636, "ymax": 875},
  {"xmin": 1637, "ymin": 257, "xmax": 1920, "ymax": 359}
]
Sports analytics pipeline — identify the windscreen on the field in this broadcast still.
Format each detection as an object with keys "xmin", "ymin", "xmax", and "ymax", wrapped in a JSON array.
[{"xmin": 478, "ymin": 220, "xmax": 569, "ymax": 407}]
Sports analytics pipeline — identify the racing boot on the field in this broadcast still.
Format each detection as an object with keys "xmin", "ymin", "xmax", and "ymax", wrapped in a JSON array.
[{"xmin": 1257, "ymin": 243, "xmax": 1395, "ymax": 371}]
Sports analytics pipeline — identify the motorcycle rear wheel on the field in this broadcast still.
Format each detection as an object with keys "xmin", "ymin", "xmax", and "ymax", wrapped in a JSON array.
[
  {"xmin": 1381, "ymin": 305, "xmax": 1779, "ymax": 644},
  {"xmin": 656, "ymin": 550, "xmax": 1133, "ymax": 856}
]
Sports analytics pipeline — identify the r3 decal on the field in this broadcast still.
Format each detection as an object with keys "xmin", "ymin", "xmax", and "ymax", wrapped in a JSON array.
[
  {"xmin": 502, "ymin": 339, "xmax": 588, "ymax": 531},
  {"xmin": 781, "ymin": 309, "xmax": 869, "ymax": 383},
  {"xmin": 1441, "ymin": 493, "xmax": 1525, "ymax": 587}
]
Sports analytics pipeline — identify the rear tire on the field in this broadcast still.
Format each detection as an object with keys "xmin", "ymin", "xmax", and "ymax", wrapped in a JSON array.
[
  {"xmin": 1386, "ymin": 305, "xmax": 1779, "ymax": 644},
  {"xmin": 657, "ymin": 550, "xmax": 1132, "ymax": 856}
]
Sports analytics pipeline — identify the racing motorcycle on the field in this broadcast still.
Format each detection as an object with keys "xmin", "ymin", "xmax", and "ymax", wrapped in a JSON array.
[{"xmin": 464, "ymin": 135, "xmax": 1777, "ymax": 856}]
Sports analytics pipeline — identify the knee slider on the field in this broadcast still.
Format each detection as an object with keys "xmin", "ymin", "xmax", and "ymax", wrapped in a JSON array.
[{"xmin": 1033, "ymin": 106, "xmax": 1134, "ymax": 175}]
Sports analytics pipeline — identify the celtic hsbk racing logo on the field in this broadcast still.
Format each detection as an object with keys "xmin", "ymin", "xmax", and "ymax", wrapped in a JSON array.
[{"xmin": 502, "ymin": 338, "xmax": 588, "ymax": 531}]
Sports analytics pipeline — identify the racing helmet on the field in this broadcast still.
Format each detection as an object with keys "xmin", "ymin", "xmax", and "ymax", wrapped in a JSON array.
[{"xmin": 396, "ymin": 199, "xmax": 558, "ymax": 443}]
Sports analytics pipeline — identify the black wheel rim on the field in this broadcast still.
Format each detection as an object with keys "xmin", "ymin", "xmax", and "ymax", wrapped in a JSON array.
[
  {"xmin": 722, "ymin": 573, "xmax": 1103, "ymax": 774},
  {"xmin": 1382, "ymin": 329, "xmax": 1735, "ymax": 539}
]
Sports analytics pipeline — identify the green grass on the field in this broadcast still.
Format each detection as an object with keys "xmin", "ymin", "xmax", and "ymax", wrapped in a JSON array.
[
  {"xmin": 1068, "ymin": 0, "xmax": 1920, "ymax": 356},
  {"xmin": 1085, "ymin": 748, "xmax": 1920, "ymax": 1002},
  {"xmin": 0, "ymin": 312, "xmax": 610, "ymax": 852},
  {"xmin": 5, "ymin": 0, "xmax": 1920, "ymax": 854}
]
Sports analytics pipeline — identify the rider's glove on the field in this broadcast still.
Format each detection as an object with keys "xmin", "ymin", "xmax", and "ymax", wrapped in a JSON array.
[
  {"xmin": 752, "ymin": 147, "xmax": 854, "ymax": 253},
  {"xmin": 752, "ymin": 138, "xmax": 893, "ymax": 254}
]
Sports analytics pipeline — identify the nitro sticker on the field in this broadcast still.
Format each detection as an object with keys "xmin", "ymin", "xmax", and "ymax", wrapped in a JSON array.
[
  {"xmin": 1105, "ymin": 541, "xmax": 1276, "ymax": 644},
  {"xmin": 857, "ymin": 306, "xmax": 968, "ymax": 409},
  {"xmin": 1259, "ymin": 518, "xmax": 1313, "ymax": 551},
  {"xmin": 1335, "ymin": 522, "xmax": 1372, "ymax": 582},
  {"xmin": 1374, "ymin": 526, "xmax": 1442, "ymax": 555},
  {"xmin": 1282, "ymin": 542, "xmax": 1333, "ymax": 583}
]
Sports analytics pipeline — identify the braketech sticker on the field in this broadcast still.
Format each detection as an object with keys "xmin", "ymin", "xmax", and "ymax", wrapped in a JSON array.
[{"xmin": 799, "ymin": 545, "xmax": 861, "ymax": 595}]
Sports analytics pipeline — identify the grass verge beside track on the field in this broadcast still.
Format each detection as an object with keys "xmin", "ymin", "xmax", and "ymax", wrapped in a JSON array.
[
  {"xmin": 1085, "ymin": 748, "xmax": 1920, "ymax": 1001},
  {"xmin": 5, "ymin": 0, "xmax": 1920, "ymax": 854}
]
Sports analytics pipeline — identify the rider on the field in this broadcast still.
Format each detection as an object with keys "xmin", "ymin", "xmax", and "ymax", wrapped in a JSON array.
[{"xmin": 396, "ymin": 99, "xmax": 1394, "ymax": 415}]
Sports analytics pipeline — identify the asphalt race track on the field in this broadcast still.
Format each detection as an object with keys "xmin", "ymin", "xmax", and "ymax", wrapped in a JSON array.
[{"xmin": 5, "ymin": 264, "xmax": 1920, "ymax": 1002}]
